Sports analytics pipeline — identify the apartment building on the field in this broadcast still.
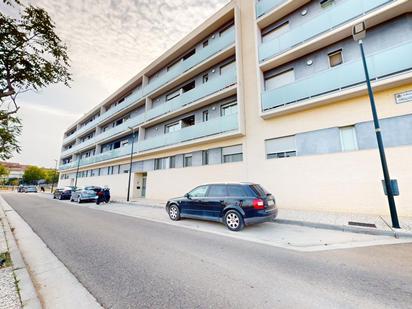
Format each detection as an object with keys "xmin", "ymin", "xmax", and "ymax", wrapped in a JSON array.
[{"xmin": 58, "ymin": 0, "xmax": 412, "ymax": 216}]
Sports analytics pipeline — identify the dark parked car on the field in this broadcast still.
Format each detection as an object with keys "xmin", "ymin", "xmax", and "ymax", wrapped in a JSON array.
[
  {"xmin": 17, "ymin": 186, "xmax": 26, "ymax": 193},
  {"xmin": 53, "ymin": 187, "xmax": 74, "ymax": 200},
  {"xmin": 165, "ymin": 183, "xmax": 278, "ymax": 231},
  {"xmin": 70, "ymin": 186, "xmax": 101, "ymax": 203}
]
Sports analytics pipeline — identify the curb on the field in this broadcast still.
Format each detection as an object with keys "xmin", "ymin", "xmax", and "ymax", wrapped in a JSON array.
[
  {"xmin": 0, "ymin": 197, "xmax": 42, "ymax": 309},
  {"xmin": 275, "ymin": 218, "xmax": 412, "ymax": 239}
]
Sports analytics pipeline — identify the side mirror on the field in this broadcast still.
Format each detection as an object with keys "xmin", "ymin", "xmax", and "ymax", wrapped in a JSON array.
[{"xmin": 185, "ymin": 193, "xmax": 191, "ymax": 199}]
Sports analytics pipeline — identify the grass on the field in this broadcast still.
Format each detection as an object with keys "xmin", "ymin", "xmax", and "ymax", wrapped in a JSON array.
[{"xmin": 0, "ymin": 251, "xmax": 12, "ymax": 268}]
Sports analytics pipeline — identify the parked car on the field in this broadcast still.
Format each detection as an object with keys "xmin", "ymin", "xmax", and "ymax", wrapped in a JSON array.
[
  {"xmin": 24, "ymin": 186, "xmax": 38, "ymax": 193},
  {"xmin": 17, "ymin": 186, "xmax": 26, "ymax": 193},
  {"xmin": 53, "ymin": 187, "xmax": 74, "ymax": 200},
  {"xmin": 70, "ymin": 186, "xmax": 101, "ymax": 203},
  {"xmin": 165, "ymin": 183, "xmax": 278, "ymax": 231}
]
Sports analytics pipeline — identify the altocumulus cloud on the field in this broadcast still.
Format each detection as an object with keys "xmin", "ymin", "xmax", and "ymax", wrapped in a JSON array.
[{"xmin": 28, "ymin": 0, "xmax": 230, "ymax": 90}]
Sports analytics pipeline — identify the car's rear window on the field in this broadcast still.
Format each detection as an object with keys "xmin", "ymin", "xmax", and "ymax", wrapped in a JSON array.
[
  {"xmin": 249, "ymin": 184, "xmax": 270, "ymax": 197},
  {"xmin": 227, "ymin": 185, "xmax": 249, "ymax": 197}
]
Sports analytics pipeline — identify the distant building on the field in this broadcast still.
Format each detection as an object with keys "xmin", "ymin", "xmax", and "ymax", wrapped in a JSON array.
[
  {"xmin": 0, "ymin": 162, "xmax": 29, "ymax": 180},
  {"xmin": 58, "ymin": 0, "xmax": 412, "ymax": 216}
]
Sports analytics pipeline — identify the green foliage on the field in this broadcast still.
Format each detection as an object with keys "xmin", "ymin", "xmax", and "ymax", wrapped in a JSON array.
[
  {"xmin": 22, "ymin": 165, "xmax": 44, "ymax": 184},
  {"xmin": 43, "ymin": 168, "xmax": 59, "ymax": 184},
  {"xmin": 0, "ymin": 0, "xmax": 71, "ymax": 159},
  {"xmin": 0, "ymin": 111, "xmax": 21, "ymax": 160},
  {"xmin": 0, "ymin": 164, "xmax": 9, "ymax": 178}
]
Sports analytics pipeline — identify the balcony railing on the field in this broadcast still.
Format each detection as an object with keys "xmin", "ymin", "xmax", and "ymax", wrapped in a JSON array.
[
  {"xmin": 261, "ymin": 41, "xmax": 412, "ymax": 111},
  {"xmin": 62, "ymin": 88, "xmax": 144, "ymax": 145},
  {"xmin": 256, "ymin": 0, "xmax": 285, "ymax": 18},
  {"xmin": 144, "ymin": 27, "xmax": 235, "ymax": 95},
  {"xmin": 139, "ymin": 112, "xmax": 239, "ymax": 152},
  {"xmin": 259, "ymin": 0, "xmax": 393, "ymax": 62},
  {"xmin": 59, "ymin": 144, "xmax": 138, "ymax": 170},
  {"xmin": 145, "ymin": 68, "xmax": 237, "ymax": 121},
  {"xmin": 60, "ymin": 113, "xmax": 145, "ymax": 157}
]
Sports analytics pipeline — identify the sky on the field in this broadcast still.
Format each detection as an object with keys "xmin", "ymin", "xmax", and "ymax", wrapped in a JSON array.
[{"xmin": 4, "ymin": 0, "xmax": 229, "ymax": 168}]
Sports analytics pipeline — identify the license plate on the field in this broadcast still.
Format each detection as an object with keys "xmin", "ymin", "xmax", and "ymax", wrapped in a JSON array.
[{"xmin": 268, "ymin": 200, "xmax": 275, "ymax": 206}]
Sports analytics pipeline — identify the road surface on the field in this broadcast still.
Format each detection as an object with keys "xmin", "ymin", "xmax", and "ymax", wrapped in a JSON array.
[{"xmin": 3, "ymin": 193, "xmax": 412, "ymax": 309}]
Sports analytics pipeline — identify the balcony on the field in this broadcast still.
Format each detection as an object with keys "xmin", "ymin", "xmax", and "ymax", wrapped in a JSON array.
[
  {"xmin": 256, "ymin": 0, "xmax": 285, "ymax": 18},
  {"xmin": 144, "ymin": 27, "xmax": 235, "ymax": 95},
  {"xmin": 62, "ymin": 88, "xmax": 144, "ymax": 145},
  {"xmin": 60, "ymin": 113, "xmax": 145, "ymax": 157},
  {"xmin": 261, "ymin": 41, "xmax": 412, "ymax": 111},
  {"xmin": 139, "ymin": 112, "xmax": 239, "ymax": 152},
  {"xmin": 259, "ymin": 0, "xmax": 393, "ymax": 63},
  {"xmin": 145, "ymin": 67, "xmax": 237, "ymax": 122}
]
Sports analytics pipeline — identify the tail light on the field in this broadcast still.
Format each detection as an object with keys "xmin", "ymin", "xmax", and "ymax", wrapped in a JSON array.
[{"xmin": 253, "ymin": 199, "xmax": 265, "ymax": 210}]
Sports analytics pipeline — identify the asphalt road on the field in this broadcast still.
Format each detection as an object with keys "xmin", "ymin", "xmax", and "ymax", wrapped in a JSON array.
[{"xmin": 3, "ymin": 193, "xmax": 412, "ymax": 309}]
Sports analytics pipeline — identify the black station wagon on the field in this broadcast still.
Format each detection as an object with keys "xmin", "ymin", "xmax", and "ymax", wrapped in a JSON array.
[{"xmin": 165, "ymin": 183, "xmax": 278, "ymax": 231}]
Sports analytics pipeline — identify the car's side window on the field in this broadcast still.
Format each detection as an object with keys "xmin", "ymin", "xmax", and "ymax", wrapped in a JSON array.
[
  {"xmin": 227, "ymin": 185, "xmax": 248, "ymax": 197},
  {"xmin": 207, "ymin": 185, "xmax": 227, "ymax": 197},
  {"xmin": 189, "ymin": 186, "xmax": 209, "ymax": 198}
]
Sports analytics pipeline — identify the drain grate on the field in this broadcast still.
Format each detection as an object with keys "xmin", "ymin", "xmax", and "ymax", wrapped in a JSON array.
[{"xmin": 348, "ymin": 221, "xmax": 377, "ymax": 228}]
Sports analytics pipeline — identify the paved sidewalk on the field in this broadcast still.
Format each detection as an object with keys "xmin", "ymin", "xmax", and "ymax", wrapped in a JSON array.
[{"xmin": 0, "ymin": 212, "xmax": 21, "ymax": 309}]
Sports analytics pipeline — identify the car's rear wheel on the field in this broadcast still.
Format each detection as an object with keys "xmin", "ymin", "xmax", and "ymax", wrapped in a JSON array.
[
  {"xmin": 168, "ymin": 204, "xmax": 180, "ymax": 221},
  {"xmin": 224, "ymin": 210, "xmax": 244, "ymax": 232}
]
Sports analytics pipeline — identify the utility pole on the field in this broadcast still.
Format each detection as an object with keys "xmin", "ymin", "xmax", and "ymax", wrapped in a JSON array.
[
  {"xmin": 127, "ymin": 127, "xmax": 136, "ymax": 202},
  {"xmin": 51, "ymin": 159, "xmax": 58, "ymax": 193},
  {"xmin": 353, "ymin": 22, "xmax": 400, "ymax": 228},
  {"xmin": 74, "ymin": 155, "xmax": 81, "ymax": 189}
]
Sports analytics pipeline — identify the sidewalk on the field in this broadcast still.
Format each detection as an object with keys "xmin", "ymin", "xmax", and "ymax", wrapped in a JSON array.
[{"xmin": 113, "ymin": 197, "xmax": 412, "ymax": 237}]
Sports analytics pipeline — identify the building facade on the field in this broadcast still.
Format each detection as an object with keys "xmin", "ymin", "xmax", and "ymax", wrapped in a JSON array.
[{"xmin": 58, "ymin": 0, "xmax": 412, "ymax": 216}]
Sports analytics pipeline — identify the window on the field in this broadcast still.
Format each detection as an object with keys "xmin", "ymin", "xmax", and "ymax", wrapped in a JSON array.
[
  {"xmin": 166, "ymin": 89, "xmax": 180, "ymax": 101},
  {"xmin": 220, "ymin": 60, "xmax": 236, "ymax": 75},
  {"xmin": 169, "ymin": 156, "xmax": 176, "ymax": 168},
  {"xmin": 182, "ymin": 49, "xmax": 196, "ymax": 60},
  {"xmin": 189, "ymin": 185, "xmax": 209, "ymax": 198},
  {"xmin": 222, "ymin": 145, "xmax": 243, "ymax": 163},
  {"xmin": 261, "ymin": 21, "xmax": 289, "ymax": 43},
  {"xmin": 181, "ymin": 115, "xmax": 195, "ymax": 128},
  {"xmin": 165, "ymin": 121, "xmax": 181, "ymax": 133},
  {"xmin": 202, "ymin": 150, "xmax": 209, "ymax": 165},
  {"xmin": 202, "ymin": 110, "xmax": 209, "ymax": 122},
  {"xmin": 265, "ymin": 135, "xmax": 297, "ymax": 159},
  {"xmin": 203, "ymin": 40, "xmax": 209, "ymax": 48},
  {"xmin": 264, "ymin": 69, "xmax": 295, "ymax": 90},
  {"xmin": 182, "ymin": 80, "xmax": 195, "ymax": 93},
  {"xmin": 183, "ymin": 154, "xmax": 192, "ymax": 167},
  {"xmin": 154, "ymin": 157, "xmax": 168, "ymax": 170},
  {"xmin": 202, "ymin": 74, "xmax": 209, "ymax": 84},
  {"xmin": 340, "ymin": 126, "xmax": 358, "ymax": 152},
  {"xmin": 328, "ymin": 50, "xmax": 343, "ymax": 67},
  {"xmin": 320, "ymin": 0, "xmax": 335, "ymax": 8},
  {"xmin": 207, "ymin": 185, "xmax": 227, "ymax": 197},
  {"xmin": 221, "ymin": 102, "xmax": 237, "ymax": 116},
  {"xmin": 227, "ymin": 185, "xmax": 248, "ymax": 197}
]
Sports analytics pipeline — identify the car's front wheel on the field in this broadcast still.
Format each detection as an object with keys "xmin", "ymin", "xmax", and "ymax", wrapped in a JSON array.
[
  {"xmin": 168, "ymin": 204, "xmax": 180, "ymax": 221},
  {"xmin": 77, "ymin": 196, "xmax": 82, "ymax": 203},
  {"xmin": 224, "ymin": 210, "xmax": 244, "ymax": 232}
]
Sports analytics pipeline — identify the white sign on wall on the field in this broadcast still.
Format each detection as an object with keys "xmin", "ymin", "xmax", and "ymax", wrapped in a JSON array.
[{"xmin": 395, "ymin": 90, "xmax": 412, "ymax": 104}]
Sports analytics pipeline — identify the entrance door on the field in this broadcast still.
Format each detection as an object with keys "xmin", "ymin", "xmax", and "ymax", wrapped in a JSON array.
[{"xmin": 141, "ymin": 176, "xmax": 147, "ymax": 198}]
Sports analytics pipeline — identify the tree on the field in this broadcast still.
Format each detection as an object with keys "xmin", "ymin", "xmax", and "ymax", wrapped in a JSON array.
[
  {"xmin": 0, "ymin": 0, "xmax": 71, "ymax": 159},
  {"xmin": 0, "ymin": 164, "xmax": 9, "ymax": 178},
  {"xmin": 22, "ymin": 166, "xmax": 44, "ymax": 184},
  {"xmin": 43, "ymin": 168, "xmax": 59, "ymax": 184}
]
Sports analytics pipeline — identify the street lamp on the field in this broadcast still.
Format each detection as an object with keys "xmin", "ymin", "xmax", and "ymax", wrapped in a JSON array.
[
  {"xmin": 352, "ymin": 22, "xmax": 400, "ymax": 228},
  {"xmin": 51, "ymin": 159, "xmax": 58, "ymax": 193},
  {"xmin": 126, "ymin": 127, "xmax": 137, "ymax": 202}
]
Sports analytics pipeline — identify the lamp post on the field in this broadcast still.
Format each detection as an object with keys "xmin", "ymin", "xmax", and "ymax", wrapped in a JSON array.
[
  {"xmin": 127, "ymin": 127, "xmax": 136, "ymax": 202},
  {"xmin": 74, "ymin": 155, "xmax": 81, "ymax": 189},
  {"xmin": 352, "ymin": 22, "xmax": 400, "ymax": 228},
  {"xmin": 51, "ymin": 159, "xmax": 58, "ymax": 193}
]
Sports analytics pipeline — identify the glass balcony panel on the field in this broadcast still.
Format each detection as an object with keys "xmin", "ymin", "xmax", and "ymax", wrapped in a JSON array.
[
  {"xmin": 256, "ymin": 0, "xmax": 285, "ymax": 18},
  {"xmin": 259, "ymin": 0, "xmax": 393, "ymax": 62},
  {"xmin": 145, "ymin": 67, "xmax": 237, "ymax": 121},
  {"xmin": 139, "ymin": 112, "xmax": 238, "ymax": 152},
  {"xmin": 261, "ymin": 41, "xmax": 412, "ymax": 111},
  {"xmin": 144, "ymin": 27, "xmax": 235, "ymax": 95}
]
